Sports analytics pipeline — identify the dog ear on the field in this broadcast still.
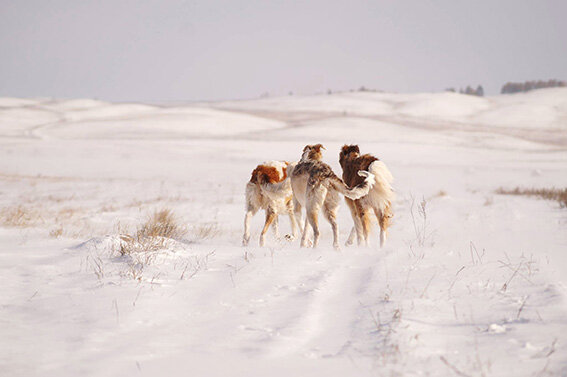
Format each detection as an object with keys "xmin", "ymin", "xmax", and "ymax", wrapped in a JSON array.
[
  {"xmin": 340, "ymin": 145, "xmax": 350, "ymax": 158},
  {"xmin": 313, "ymin": 143, "xmax": 325, "ymax": 151},
  {"xmin": 342, "ymin": 144, "xmax": 360, "ymax": 156},
  {"xmin": 302, "ymin": 145, "xmax": 311, "ymax": 152},
  {"xmin": 250, "ymin": 168, "xmax": 259, "ymax": 183}
]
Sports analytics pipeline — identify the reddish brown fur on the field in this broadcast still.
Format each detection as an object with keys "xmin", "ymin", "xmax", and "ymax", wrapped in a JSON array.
[
  {"xmin": 339, "ymin": 145, "xmax": 378, "ymax": 188},
  {"xmin": 339, "ymin": 144, "xmax": 392, "ymax": 247},
  {"xmin": 250, "ymin": 165, "xmax": 287, "ymax": 185}
]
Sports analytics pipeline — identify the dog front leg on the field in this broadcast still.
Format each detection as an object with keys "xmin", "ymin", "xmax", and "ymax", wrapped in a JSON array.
[{"xmin": 243, "ymin": 209, "xmax": 256, "ymax": 246}]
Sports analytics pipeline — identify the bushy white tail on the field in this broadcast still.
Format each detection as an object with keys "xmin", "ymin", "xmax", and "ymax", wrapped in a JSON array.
[{"xmin": 368, "ymin": 160, "xmax": 395, "ymax": 211}]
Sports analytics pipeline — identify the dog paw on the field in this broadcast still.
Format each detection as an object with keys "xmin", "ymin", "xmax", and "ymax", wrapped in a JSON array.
[{"xmin": 300, "ymin": 239, "xmax": 313, "ymax": 248}]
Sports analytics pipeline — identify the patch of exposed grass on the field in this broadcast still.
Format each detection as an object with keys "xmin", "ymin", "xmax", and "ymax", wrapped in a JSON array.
[
  {"xmin": 118, "ymin": 209, "xmax": 187, "ymax": 256},
  {"xmin": 433, "ymin": 190, "xmax": 447, "ymax": 198},
  {"xmin": 0, "ymin": 205, "xmax": 41, "ymax": 227},
  {"xmin": 49, "ymin": 227, "xmax": 63, "ymax": 238},
  {"xmin": 137, "ymin": 209, "xmax": 186, "ymax": 240},
  {"xmin": 496, "ymin": 187, "xmax": 567, "ymax": 208}
]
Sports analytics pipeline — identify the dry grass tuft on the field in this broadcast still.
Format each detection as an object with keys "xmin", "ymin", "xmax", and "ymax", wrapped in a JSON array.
[
  {"xmin": 0, "ymin": 206, "xmax": 40, "ymax": 227},
  {"xmin": 50, "ymin": 227, "xmax": 63, "ymax": 238},
  {"xmin": 118, "ymin": 209, "xmax": 187, "ymax": 256},
  {"xmin": 496, "ymin": 187, "xmax": 567, "ymax": 208},
  {"xmin": 137, "ymin": 209, "xmax": 187, "ymax": 240},
  {"xmin": 433, "ymin": 190, "xmax": 447, "ymax": 198}
]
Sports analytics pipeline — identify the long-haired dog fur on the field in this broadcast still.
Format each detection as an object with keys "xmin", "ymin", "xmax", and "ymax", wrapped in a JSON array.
[
  {"xmin": 243, "ymin": 160, "xmax": 299, "ymax": 247},
  {"xmin": 290, "ymin": 144, "xmax": 375, "ymax": 249},
  {"xmin": 339, "ymin": 145, "xmax": 394, "ymax": 247}
]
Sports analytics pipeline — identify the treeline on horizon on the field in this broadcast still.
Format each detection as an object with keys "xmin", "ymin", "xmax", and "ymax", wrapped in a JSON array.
[
  {"xmin": 445, "ymin": 86, "xmax": 484, "ymax": 96},
  {"xmin": 500, "ymin": 79, "xmax": 566, "ymax": 94},
  {"xmin": 444, "ymin": 79, "xmax": 566, "ymax": 97},
  {"xmin": 299, "ymin": 78, "xmax": 567, "ymax": 98}
]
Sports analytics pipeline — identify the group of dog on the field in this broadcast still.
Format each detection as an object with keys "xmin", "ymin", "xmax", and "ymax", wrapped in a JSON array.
[{"xmin": 242, "ymin": 144, "xmax": 395, "ymax": 249}]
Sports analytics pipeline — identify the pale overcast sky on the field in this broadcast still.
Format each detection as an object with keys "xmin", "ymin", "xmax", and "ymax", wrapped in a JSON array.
[{"xmin": 1, "ymin": 0, "xmax": 566, "ymax": 102}]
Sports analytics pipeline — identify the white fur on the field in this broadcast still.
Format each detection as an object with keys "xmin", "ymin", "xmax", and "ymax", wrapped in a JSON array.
[
  {"xmin": 242, "ymin": 161, "xmax": 299, "ymax": 247},
  {"xmin": 346, "ymin": 160, "xmax": 395, "ymax": 247},
  {"xmin": 367, "ymin": 160, "xmax": 395, "ymax": 212}
]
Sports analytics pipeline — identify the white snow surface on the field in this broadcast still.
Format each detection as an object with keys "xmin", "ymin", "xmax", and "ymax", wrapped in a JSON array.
[{"xmin": 1, "ymin": 89, "xmax": 567, "ymax": 376}]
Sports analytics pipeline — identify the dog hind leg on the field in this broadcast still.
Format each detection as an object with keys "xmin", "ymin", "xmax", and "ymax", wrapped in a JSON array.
[
  {"xmin": 375, "ymin": 205, "xmax": 391, "ymax": 248},
  {"xmin": 286, "ymin": 198, "xmax": 299, "ymax": 240},
  {"xmin": 293, "ymin": 197, "xmax": 304, "ymax": 232},
  {"xmin": 306, "ymin": 185, "xmax": 326, "ymax": 248},
  {"xmin": 306, "ymin": 208, "xmax": 320, "ymax": 248},
  {"xmin": 323, "ymin": 201, "xmax": 340, "ymax": 250},
  {"xmin": 359, "ymin": 206, "xmax": 372, "ymax": 247},
  {"xmin": 346, "ymin": 227, "xmax": 357, "ymax": 246},
  {"xmin": 300, "ymin": 215, "xmax": 311, "ymax": 247},
  {"xmin": 271, "ymin": 214, "xmax": 280, "ymax": 239},
  {"xmin": 345, "ymin": 198, "xmax": 363, "ymax": 246},
  {"xmin": 259, "ymin": 207, "xmax": 277, "ymax": 247}
]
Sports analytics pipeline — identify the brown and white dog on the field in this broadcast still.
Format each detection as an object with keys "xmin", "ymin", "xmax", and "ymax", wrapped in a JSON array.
[
  {"xmin": 339, "ymin": 145, "xmax": 394, "ymax": 247},
  {"xmin": 243, "ymin": 160, "xmax": 299, "ymax": 247},
  {"xmin": 290, "ymin": 144, "xmax": 375, "ymax": 249}
]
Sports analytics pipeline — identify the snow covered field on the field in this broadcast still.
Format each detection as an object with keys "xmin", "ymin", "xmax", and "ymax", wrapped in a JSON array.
[{"xmin": 1, "ymin": 89, "xmax": 567, "ymax": 376}]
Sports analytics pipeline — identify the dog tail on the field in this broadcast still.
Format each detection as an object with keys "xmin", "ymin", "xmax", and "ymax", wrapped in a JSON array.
[
  {"xmin": 330, "ymin": 170, "xmax": 375, "ymax": 200},
  {"xmin": 368, "ymin": 160, "xmax": 395, "ymax": 212}
]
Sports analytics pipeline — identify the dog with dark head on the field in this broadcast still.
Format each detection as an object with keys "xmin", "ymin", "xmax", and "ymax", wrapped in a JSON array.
[
  {"xmin": 243, "ymin": 160, "xmax": 299, "ymax": 247},
  {"xmin": 290, "ymin": 144, "xmax": 375, "ymax": 249},
  {"xmin": 339, "ymin": 144, "xmax": 394, "ymax": 247}
]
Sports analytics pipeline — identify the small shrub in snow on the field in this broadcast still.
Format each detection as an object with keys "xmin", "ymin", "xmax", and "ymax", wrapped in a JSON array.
[
  {"xmin": 118, "ymin": 209, "xmax": 187, "ymax": 256},
  {"xmin": 137, "ymin": 209, "xmax": 187, "ymax": 240},
  {"xmin": 496, "ymin": 187, "xmax": 567, "ymax": 208},
  {"xmin": 49, "ymin": 227, "xmax": 63, "ymax": 238},
  {"xmin": 410, "ymin": 196, "xmax": 431, "ymax": 248}
]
